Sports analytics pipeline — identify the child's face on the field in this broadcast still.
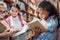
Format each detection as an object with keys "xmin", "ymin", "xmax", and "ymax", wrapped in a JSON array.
[
  {"xmin": 0, "ymin": 13, "xmax": 5, "ymax": 19},
  {"xmin": 10, "ymin": 7, "xmax": 19, "ymax": 18},
  {"xmin": 38, "ymin": 8, "xmax": 49, "ymax": 20}
]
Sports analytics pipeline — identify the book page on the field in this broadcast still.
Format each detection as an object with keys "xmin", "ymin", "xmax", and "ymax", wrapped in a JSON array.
[{"xmin": 28, "ymin": 18, "xmax": 47, "ymax": 32}]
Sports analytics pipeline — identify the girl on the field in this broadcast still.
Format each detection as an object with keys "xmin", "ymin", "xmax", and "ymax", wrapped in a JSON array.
[
  {"xmin": 5, "ymin": 4, "xmax": 28, "ymax": 40},
  {"xmin": 33, "ymin": 1, "xmax": 58, "ymax": 40}
]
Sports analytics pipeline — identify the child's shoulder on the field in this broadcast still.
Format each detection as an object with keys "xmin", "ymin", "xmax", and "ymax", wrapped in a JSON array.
[
  {"xmin": 47, "ymin": 16, "xmax": 57, "ymax": 21},
  {"xmin": 6, "ymin": 16, "xmax": 10, "ymax": 20},
  {"xmin": 5, "ymin": 16, "xmax": 11, "ymax": 23}
]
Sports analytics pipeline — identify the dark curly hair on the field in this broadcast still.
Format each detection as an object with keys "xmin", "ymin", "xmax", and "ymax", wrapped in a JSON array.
[
  {"xmin": 38, "ymin": 1, "xmax": 59, "ymax": 18},
  {"xmin": 10, "ymin": 4, "xmax": 20, "ymax": 11}
]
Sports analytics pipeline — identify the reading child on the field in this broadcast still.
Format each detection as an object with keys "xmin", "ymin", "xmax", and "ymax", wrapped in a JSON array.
[
  {"xmin": 5, "ymin": 4, "xmax": 28, "ymax": 40},
  {"xmin": 0, "ymin": 10, "xmax": 14, "ymax": 40},
  {"xmin": 33, "ymin": 1, "xmax": 58, "ymax": 40},
  {"xmin": 0, "ymin": 2, "xmax": 14, "ymax": 40}
]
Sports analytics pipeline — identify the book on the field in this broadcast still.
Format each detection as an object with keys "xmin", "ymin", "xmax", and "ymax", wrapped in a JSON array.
[
  {"xmin": 0, "ymin": 20, "xmax": 9, "ymax": 33},
  {"xmin": 28, "ymin": 18, "xmax": 47, "ymax": 32}
]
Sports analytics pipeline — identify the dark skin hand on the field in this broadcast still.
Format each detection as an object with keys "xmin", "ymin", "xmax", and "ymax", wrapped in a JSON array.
[
  {"xmin": 33, "ymin": 26, "xmax": 41, "ymax": 36},
  {"xmin": 27, "ymin": 26, "xmax": 41, "ymax": 40}
]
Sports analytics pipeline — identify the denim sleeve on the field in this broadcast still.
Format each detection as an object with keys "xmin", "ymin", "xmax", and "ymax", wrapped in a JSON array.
[{"xmin": 45, "ymin": 18, "xmax": 58, "ymax": 32}]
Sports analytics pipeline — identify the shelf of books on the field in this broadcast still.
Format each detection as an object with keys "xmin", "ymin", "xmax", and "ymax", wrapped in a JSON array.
[
  {"xmin": 57, "ymin": 1, "xmax": 60, "ymax": 20},
  {"xmin": 19, "ymin": 0, "xmax": 36, "ymax": 22},
  {"xmin": 58, "ymin": 1, "xmax": 60, "ymax": 12}
]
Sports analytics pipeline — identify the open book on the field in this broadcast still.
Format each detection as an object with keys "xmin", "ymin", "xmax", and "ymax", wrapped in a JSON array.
[
  {"xmin": 28, "ymin": 18, "xmax": 47, "ymax": 32},
  {"xmin": 0, "ymin": 20, "xmax": 9, "ymax": 33}
]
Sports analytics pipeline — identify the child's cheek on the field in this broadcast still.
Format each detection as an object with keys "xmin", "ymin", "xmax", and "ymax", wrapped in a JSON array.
[
  {"xmin": 39, "ymin": 14, "xmax": 42, "ymax": 18},
  {"xmin": 0, "ymin": 15, "xmax": 3, "ymax": 19},
  {"xmin": 42, "ymin": 15, "xmax": 46, "ymax": 19},
  {"xmin": 10, "ymin": 12, "xmax": 15, "ymax": 17}
]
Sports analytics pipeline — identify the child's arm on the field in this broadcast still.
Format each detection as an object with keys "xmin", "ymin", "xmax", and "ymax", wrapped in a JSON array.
[
  {"xmin": 19, "ymin": 20, "xmax": 28, "ymax": 34},
  {"xmin": 0, "ymin": 32, "xmax": 8, "ymax": 38},
  {"xmin": 18, "ymin": 15, "xmax": 29, "ymax": 35},
  {"xmin": 42, "ymin": 18, "xmax": 58, "ymax": 32}
]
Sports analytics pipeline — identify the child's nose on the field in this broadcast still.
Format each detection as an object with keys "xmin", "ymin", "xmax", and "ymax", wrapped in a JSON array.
[{"xmin": 40, "ymin": 11, "xmax": 43, "ymax": 15}]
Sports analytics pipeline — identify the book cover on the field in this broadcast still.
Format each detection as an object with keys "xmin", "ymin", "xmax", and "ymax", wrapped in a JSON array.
[{"xmin": 0, "ymin": 20, "xmax": 9, "ymax": 33}]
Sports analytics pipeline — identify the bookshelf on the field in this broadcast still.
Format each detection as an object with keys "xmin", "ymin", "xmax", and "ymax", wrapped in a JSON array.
[
  {"xmin": 48, "ymin": 0, "xmax": 54, "ymax": 3},
  {"xmin": 58, "ymin": 1, "xmax": 60, "ymax": 12},
  {"xmin": 57, "ymin": 1, "xmax": 60, "ymax": 20},
  {"xmin": 19, "ymin": 0, "xmax": 37, "ymax": 22},
  {"xmin": 4, "ymin": 0, "xmax": 16, "ymax": 4}
]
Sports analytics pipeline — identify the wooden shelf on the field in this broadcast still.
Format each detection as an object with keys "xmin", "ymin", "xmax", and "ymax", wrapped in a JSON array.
[
  {"xmin": 4, "ymin": 0, "xmax": 16, "ymax": 4},
  {"xmin": 19, "ymin": 0, "xmax": 36, "ymax": 22},
  {"xmin": 19, "ymin": 0, "xmax": 35, "ymax": 11},
  {"xmin": 21, "ymin": 9, "xmax": 37, "ymax": 17}
]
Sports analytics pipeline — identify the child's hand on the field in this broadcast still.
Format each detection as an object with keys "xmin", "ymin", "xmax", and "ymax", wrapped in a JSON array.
[
  {"xmin": 2, "ymin": 28, "xmax": 15, "ymax": 37},
  {"xmin": 33, "ymin": 26, "xmax": 41, "ymax": 36},
  {"xmin": 10, "ymin": 28, "xmax": 20, "ymax": 33},
  {"xmin": 4, "ymin": 28, "xmax": 20, "ymax": 37},
  {"xmin": 4, "ymin": 28, "xmax": 10, "ymax": 32},
  {"xmin": 41, "ymin": 19, "xmax": 48, "ymax": 26},
  {"xmin": 41, "ymin": 18, "xmax": 46, "ymax": 20},
  {"xmin": 27, "ymin": 31, "xmax": 35, "ymax": 40}
]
